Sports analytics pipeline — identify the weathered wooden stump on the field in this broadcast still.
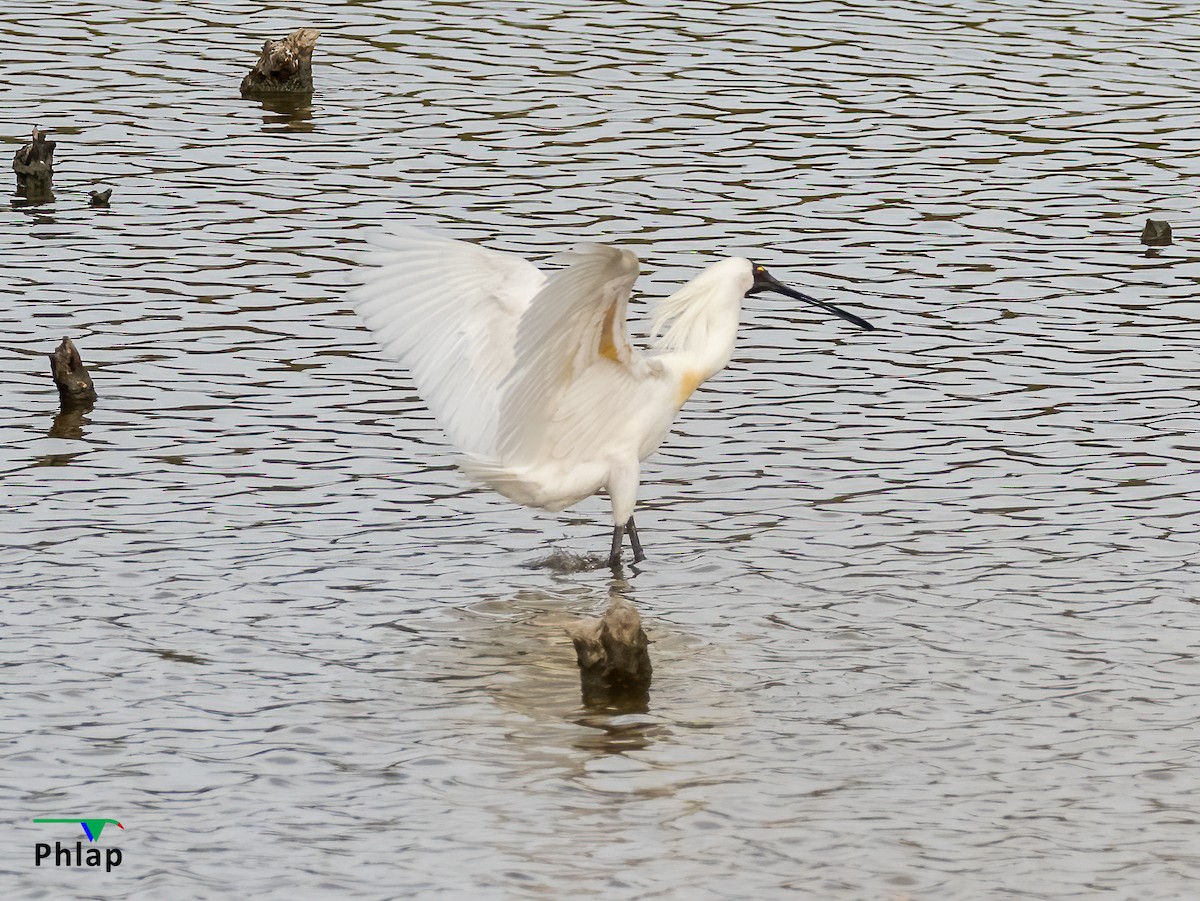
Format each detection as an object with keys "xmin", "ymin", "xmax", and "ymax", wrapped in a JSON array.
[
  {"xmin": 48, "ymin": 337, "xmax": 97, "ymax": 408},
  {"xmin": 14, "ymin": 127, "xmax": 55, "ymax": 183},
  {"xmin": 13, "ymin": 128, "xmax": 55, "ymax": 202},
  {"xmin": 240, "ymin": 28, "xmax": 318, "ymax": 95},
  {"xmin": 565, "ymin": 595, "xmax": 652, "ymax": 708}
]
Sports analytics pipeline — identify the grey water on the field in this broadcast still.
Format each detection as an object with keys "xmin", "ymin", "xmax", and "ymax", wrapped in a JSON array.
[{"xmin": 2, "ymin": 1, "xmax": 1199, "ymax": 898}]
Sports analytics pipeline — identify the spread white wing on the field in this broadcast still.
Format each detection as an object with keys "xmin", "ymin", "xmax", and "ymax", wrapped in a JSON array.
[
  {"xmin": 498, "ymin": 243, "xmax": 642, "ymax": 465},
  {"xmin": 347, "ymin": 224, "xmax": 545, "ymax": 458},
  {"xmin": 348, "ymin": 227, "xmax": 646, "ymax": 489}
]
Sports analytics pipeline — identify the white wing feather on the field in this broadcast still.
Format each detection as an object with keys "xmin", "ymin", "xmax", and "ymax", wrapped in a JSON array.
[
  {"xmin": 347, "ymin": 224, "xmax": 545, "ymax": 457},
  {"xmin": 349, "ymin": 227, "xmax": 655, "ymax": 513},
  {"xmin": 498, "ymin": 243, "xmax": 641, "ymax": 465}
]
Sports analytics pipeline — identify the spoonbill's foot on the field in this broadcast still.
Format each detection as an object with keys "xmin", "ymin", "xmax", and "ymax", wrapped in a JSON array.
[
  {"xmin": 627, "ymin": 516, "xmax": 645, "ymax": 564},
  {"xmin": 608, "ymin": 524, "xmax": 624, "ymax": 569}
]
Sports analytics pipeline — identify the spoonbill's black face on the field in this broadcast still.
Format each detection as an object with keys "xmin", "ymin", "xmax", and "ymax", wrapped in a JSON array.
[{"xmin": 747, "ymin": 263, "xmax": 874, "ymax": 331}]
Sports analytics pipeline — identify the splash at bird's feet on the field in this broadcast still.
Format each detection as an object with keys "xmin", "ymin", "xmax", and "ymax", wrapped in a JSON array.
[{"xmin": 521, "ymin": 549, "xmax": 614, "ymax": 574}]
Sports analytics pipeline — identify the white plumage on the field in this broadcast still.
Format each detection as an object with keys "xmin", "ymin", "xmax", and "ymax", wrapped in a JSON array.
[{"xmin": 348, "ymin": 223, "xmax": 872, "ymax": 566}]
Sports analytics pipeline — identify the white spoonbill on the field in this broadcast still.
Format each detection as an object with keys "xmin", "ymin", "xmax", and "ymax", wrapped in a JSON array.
[{"xmin": 348, "ymin": 225, "xmax": 873, "ymax": 567}]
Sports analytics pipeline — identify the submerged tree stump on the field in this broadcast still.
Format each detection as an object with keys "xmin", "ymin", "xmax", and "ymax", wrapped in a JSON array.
[
  {"xmin": 48, "ymin": 337, "xmax": 97, "ymax": 408},
  {"xmin": 13, "ymin": 128, "xmax": 55, "ymax": 201},
  {"xmin": 13, "ymin": 128, "xmax": 55, "ymax": 183},
  {"xmin": 240, "ymin": 28, "xmax": 319, "ymax": 95},
  {"xmin": 565, "ymin": 596, "xmax": 652, "ymax": 707},
  {"xmin": 1141, "ymin": 219, "xmax": 1172, "ymax": 248}
]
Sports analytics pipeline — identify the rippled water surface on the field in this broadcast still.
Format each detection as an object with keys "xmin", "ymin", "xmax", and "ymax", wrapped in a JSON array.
[{"xmin": 3, "ymin": 1, "xmax": 1199, "ymax": 897}]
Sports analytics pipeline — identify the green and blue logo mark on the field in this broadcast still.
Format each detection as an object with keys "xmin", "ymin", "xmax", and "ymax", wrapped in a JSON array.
[
  {"xmin": 33, "ymin": 817, "xmax": 125, "ymax": 872},
  {"xmin": 34, "ymin": 818, "xmax": 124, "ymax": 842}
]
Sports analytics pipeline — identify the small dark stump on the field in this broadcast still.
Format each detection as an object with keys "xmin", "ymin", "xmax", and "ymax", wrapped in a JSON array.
[
  {"xmin": 240, "ymin": 28, "xmax": 319, "ymax": 95},
  {"xmin": 48, "ymin": 337, "xmax": 97, "ymax": 408},
  {"xmin": 565, "ymin": 596, "xmax": 652, "ymax": 708},
  {"xmin": 1141, "ymin": 219, "xmax": 1172, "ymax": 248}
]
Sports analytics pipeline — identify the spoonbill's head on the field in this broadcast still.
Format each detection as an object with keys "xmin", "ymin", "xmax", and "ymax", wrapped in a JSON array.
[{"xmin": 746, "ymin": 262, "xmax": 874, "ymax": 330}]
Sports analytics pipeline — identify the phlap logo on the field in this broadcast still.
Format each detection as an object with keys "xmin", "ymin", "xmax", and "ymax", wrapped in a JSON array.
[{"xmin": 33, "ymin": 818, "xmax": 124, "ymax": 872}]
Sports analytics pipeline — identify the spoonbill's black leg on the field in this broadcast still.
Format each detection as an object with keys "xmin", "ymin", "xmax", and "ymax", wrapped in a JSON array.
[
  {"xmin": 627, "ymin": 516, "xmax": 645, "ymax": 564},
  {"xmin": 609, "ymin": 524, "xmax": 624, "ymax": 569}
]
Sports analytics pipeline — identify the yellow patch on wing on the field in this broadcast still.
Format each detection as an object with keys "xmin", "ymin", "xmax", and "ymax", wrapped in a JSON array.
[
  {"xmin": 598, "ymin": 301, "xmax": 624, "ymax": 363},
  {"xmin": 676, "ymin": 369, "xmax": 706, "ymax": 406}
]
